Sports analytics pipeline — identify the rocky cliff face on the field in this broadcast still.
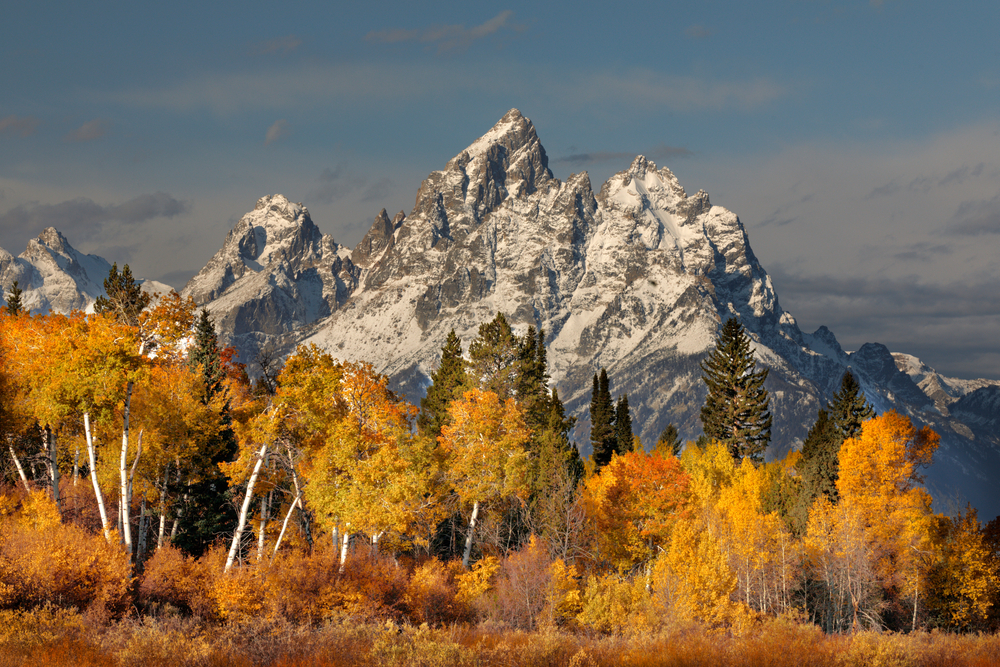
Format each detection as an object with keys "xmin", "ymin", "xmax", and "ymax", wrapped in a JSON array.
[
  {"xmin": 1, "ymin": 228, "xmax": 114, "ymax": 313},
  {"xmin": 180, "ymin": 194, "xmax": 360, "ymax": 357},
  {"xmin": 182, "ymin": 109, "xmax": 1000, "ymax": 519}
]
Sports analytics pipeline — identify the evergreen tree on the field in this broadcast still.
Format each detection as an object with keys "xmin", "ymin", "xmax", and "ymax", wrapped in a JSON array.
[
  {"xmin": 590, "ymin": 368, "xmax": 616, "ymax": 468},
  {"xmin": 94, "ymin": 262, "xmax": 150, "ymax": 327},
  {"xmin": 699, "ymin": 317, "xmax": 772, "ymax": 463},
  {"xmin": 655, "ymin": 423, "xmax": 683, "ymax": 457},
  {"xmin": 614, "ymin": 393, "xmax": 634, "ymax": 454},
  {"xmin": 829, "ymin": 370, "xmax": 875, "ymax": 441},
  {"xmin": 790, "ymin": 407, "xmax": 841, "ymax": 534},
  {"xmin": 516, "ymin": 326, "xmax": 550, "ymax": 432},
  {"xmin": 418, "ymin": 329, "xmax": 468, "ymax": 438},
  {"xmin": 467, "ymin": 312, "xmax": 520, "ymax": 399},
  {"xmin": 4, "ymin": 280, "xmax": 23, "ymax": 316},
  {"xmin": 189, "ymin": 309, "xmax": 224, "ymax": 404}
]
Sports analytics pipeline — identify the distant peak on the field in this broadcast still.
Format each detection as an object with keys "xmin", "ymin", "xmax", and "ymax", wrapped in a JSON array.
[
  {"xmin": 35, "ymin": 227, "xmax": 70, "ymax": 252},
  {"xmin": 461, "ymin": 109, "xmax": 543, "ymax": 163},
  {"xmin": 253, "ymin": 194, "xmax": 307, "ymax": 224}
]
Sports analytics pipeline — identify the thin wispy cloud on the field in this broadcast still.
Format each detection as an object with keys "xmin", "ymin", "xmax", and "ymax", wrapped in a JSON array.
[
  {"xmin": 253, "ymin": 35, "xmax": 303, "ymax": 55},
  {"xmin": 66, "ymin": 119, "xmax": 107, "ymax": 142},
  {"xmin": 0, "ymin": 115, "xmax": 39, "ymax": 137},
  {"xmin": 866, "ymin": 162, "xmax": 986, "ymax": 199},
  {"xmin": 684, "ymin": 25, "xmax": 712, "ymax": 39},
  {"xmin": 554, "ymin": 145, "xmax": 693, "ymax": 167},
  {"xmin": 265, "ymin": 119, "xmax": 290, "ymax": 145},
  {"xmin": 366, "ymin": 10, "xmax": 523, "ymax": 53},
  {"xmin": 0, "ymin": 192, "xmax": 189, "ymax": 241},
  {"xmin": 949, "ymin": 191, "xmax": 1000, "ymax": 235}
]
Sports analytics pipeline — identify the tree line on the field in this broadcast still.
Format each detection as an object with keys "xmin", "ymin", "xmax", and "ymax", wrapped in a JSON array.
[{"xmin": 1, "ymin": 268, "xmax": 998, "ymax": 633}]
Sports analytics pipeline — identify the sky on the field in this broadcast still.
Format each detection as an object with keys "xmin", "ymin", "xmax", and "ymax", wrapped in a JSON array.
[{"xmin": 2, "ymin": 1, "xmax": 999, "ymax": 380}]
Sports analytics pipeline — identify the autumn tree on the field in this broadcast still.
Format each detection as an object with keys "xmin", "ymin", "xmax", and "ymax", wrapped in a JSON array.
[
  {"xmin": 581, "ymin": 448, "xmax": 690, "ymax": 573},
  {"xmin": 699, "ymin": 317, "xmax": 772, "ymax": 463},
  {"xmin": 926, "ymin": 505, "xmax": 999, "ymax": 630},
  {"xmin": 439, "ymin": 388, "xmax": 530, "ymax": 569},
  {"xmin": 94, "ymin": 262, "xmax": 151, "ymax": 329}
]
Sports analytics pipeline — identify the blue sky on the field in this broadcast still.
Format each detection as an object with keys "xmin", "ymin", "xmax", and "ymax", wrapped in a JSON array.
[{"xmin": 2, "ymin": 1, "xmax": 1000, "ymax": 379}]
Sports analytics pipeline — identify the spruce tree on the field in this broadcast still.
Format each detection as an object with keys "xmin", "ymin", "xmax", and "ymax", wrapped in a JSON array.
[
  {"xmin": 4, "ymin": 280, "xmax": 23, "ymax": 316},
  {"xmin": 614, "ymin": 393, "xmax": 634, "ymax": 454},
  {"xmin": 94, "ymin": 262, "xmax": 150, "ymax": 327},
  {"xmin": 829, "ymin": 370, "xmax": 875, "ymax": 441},
  {"xmin": 790, "ymin": 407, "xmax": 841, "ymax": 533},
  {"xmin": 655, "ymin": 423, "xmax": 683, "ymax": 457},
  {"xmin": 467, "ymin": 312, "xmax": 520, "ymax": 399},
  {"xmin": 699, "ymin": 317, "xmax": 772, "ymax": 463},
  {"xmin": 590, "ymin": 368, "xmax": 616, "ymax": 468},
  {"xmin": 189, "ymin": 309, "xmax": 225, "ymax": 404},
  {"xmin": 418, "ymin": 329, "xmax": 468, "ymax": 438}
]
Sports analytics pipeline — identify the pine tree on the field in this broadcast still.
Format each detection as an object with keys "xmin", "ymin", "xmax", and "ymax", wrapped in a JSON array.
[
  {"xmin": 189, "ymin": 309, "xmax": 224, "ymax": 404},
  {"xmin": 614, "ymin": 393, "xmax": 634, "ymax": 454},
  {"xmin": 590, "ymin": 368, "xmax": 616, "ymax": 468},
  {"xmin": 418, "ymin": 329, "xmax": 468, "ymax": 438},
  {"xmin": 699, "ymin": 317, "xmax": 772, "ymax": 463},
  {"xmin": 829, "ymin": 370, "xmax": 875, "ymax": 441},
  {"xmin": 790, "ymin": 407, "xmax": 841, "ymax": 533},
  {"xmin": 467, "ymin": 312, "xmax": 520, "ymax": 399},
  {"xmin": 516, "ymin": 326, "xmax": 550, "ymax": 432},
  {"xmin": 5, "ymin": 280, "xmax": 24, "ymax": 316},
  {"xmin": 655, "ymin": 423, "xmax": 683, "ymax": 457},
  {"xmin": 94, "ymin": 262, "xmax": 150, "ymax": 327}
]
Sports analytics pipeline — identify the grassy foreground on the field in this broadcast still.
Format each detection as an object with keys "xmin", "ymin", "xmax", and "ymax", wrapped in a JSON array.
[{"xmin": 2, "ymin": 608, "xmax": 1000, "ymax": 667}]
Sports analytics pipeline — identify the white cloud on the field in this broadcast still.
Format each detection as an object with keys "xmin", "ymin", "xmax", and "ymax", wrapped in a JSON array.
[
  {"xmin": 265, "ymin": 119, "xmax": 290, "ymax": 145},
  {"xmin": 366, "ymin": 11, "xmax": 522, "ymax": 53},
  {"xmin": 66, "ymin": 119, "xmax": 107, "ymax": 142}
]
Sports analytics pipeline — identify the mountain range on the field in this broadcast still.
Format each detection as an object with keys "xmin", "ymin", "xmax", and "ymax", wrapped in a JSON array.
[{"xmin": 2, "ymin": 110, "xmax": 998, "ymax": 519}]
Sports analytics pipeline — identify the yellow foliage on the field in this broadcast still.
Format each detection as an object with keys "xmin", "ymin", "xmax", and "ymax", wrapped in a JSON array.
[
  {"xmin": 576, "ymin": 572, "xmax": 649, "ymax": 635},
  {"xmin": 547, "ymin": 558, "xmax": 582, "ymax": 628},
  {"xmin": 455, "ymin": 555, "xmax": 499, "ymax": 607}
]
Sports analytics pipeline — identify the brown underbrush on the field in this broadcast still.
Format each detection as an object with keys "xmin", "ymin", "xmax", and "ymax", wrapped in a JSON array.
[{"xmin": 2, "ymin": 609, "xmax": 1000, "ymax": 667}]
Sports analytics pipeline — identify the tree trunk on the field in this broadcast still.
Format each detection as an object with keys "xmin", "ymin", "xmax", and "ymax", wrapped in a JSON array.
[
  {"xmin": 9, "ymin": 444, "xmax": 31, "ymax": 494},
  {"xmin": 84, "ymin": 413, "xmax": 112, "ymax": 542},
  {"xmin": 462, "ymin": 501, "xmax": 480, "ymax": 570},
  {"xmin": 256, "ymin": 492, "xmax": 270, "ymax": 562},
  {"xmin": 47, "ymin": 427, "xmax": 60, "ymax": 513},
  {"xmin": 72, "ymin": 445, "xmax": 80, "ymax": 486},
  {"xmin": 339, "ymin": 528, "xmax": 351, "ymax": 572},
  {"xmin": 272, "ymin": 495, "xmax": 301, "ymax": 558},
  {"xmin": 119, "ymin": 380, "xmax": 135, "ymax": 556},
  {"xmin": 224, "ymin": 442, "xmax": 268, "ymax": 573},
  {"xmin": 136, "ymin": 498, "xmax": 149, "ymax": 566},
  {"xmin": 157, "ymin": 464, "xmax": 169, "ymax": 550}
]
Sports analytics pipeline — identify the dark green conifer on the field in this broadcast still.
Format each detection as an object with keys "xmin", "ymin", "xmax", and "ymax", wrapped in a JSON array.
[
  {"xmin": 699, "ymin": 317, "xmax": 772, "ymax": 463},
  {"xmin": 189, "ymin": 309, "xmax": 225, "ymax": 404},
  {"xmin": 829, "ymin": 370, "xmax": 875, "ymax": 441},
  {"xmin": 94, "ymin": 262, "xmax": 150, "ymax": 327},
  {"xmin": 418, "ymin": 329, "xmax": 468, "ymax": 438},
  {"xmin": 590, "ymin": 368, "xmax": 616, "ymax": 468},
  {"xmin": 655, "ymin": 423, "xmax": 683, "ymax": 457},
  {"xmin": 4, "ymin": 280, "xmax": 24, "ymax": 316},
  {"xmin": 467, "ymin": 312, "xmax": 519, "ymax": 399},
  {"xmin": 614, "ymin": 393, "xmax": 634, "ymax": 454}
]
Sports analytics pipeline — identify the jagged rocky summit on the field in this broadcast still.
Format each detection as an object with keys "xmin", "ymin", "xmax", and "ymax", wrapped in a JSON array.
[
  {"xmin": 0, "ymin": 228, "xmax": 168, "ymax": 314},
  {"xmin": 6, "ymin": 110, "xmax": 997, "ymax": 518},
  {"xmin": 182, "ymin": 109, "xmax": 1000, "ymax": 518}
]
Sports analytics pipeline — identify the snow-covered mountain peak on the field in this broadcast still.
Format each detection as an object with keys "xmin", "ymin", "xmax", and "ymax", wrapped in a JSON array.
[{"xmin": 0, "ymin": 227, "xmax": 111, "ymax": 314}]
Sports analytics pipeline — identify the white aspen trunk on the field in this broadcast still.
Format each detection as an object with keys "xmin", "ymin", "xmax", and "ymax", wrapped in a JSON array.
[
  {"xmin": 48, "ymin": 428, "xmax": 60, "ymax": 513},
  {"xmin": 462, "ymin": 501, "xmax": 480, "ymax": 570},
  {"xmin": 224, "ymin": 442, "xmax": 268, "ymax": 573},
  {"xmin": 256, "ymin": 493, "xmax": 269, "ymax": 562},
  {"xmin": 72, "ymin": 445, "xmax": 80, "ymax": 485},
  {"xmin": 119, "ymin": 380, "xmax": 134, "ymax": 556},
  {"xmin": 157, "ymin": 465, "xmax": 169, "ymax": 550},
  {"xmin": 9, "ymin": 445, "xmax": 31, "ymax": 494},
  {"xmin": 271, "ymin": 495, "xmax": 301, "ymax": 558},
  {"xmin": 372, "ymin": 531, "xmax": 382, "ymax": 554},
  {"xmin": 84, "ymin": 413, "xmax": 112, "ymax": 542},
  {"xmin": 339, "ymin": 528, "xmax": 351, "ymax": 572}
]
